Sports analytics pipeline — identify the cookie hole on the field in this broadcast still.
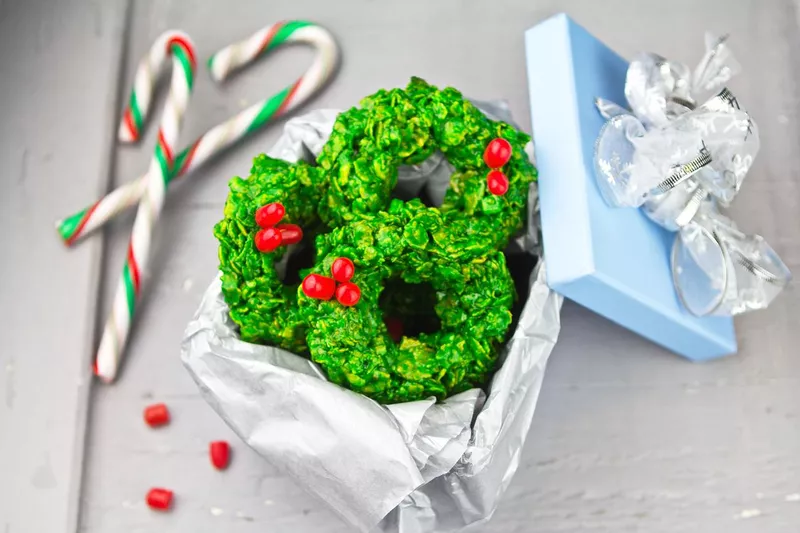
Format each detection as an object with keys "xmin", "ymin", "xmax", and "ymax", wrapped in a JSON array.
[
  {"xmin": 279, "ymin": 243, "xmax": 316, "ymax": 286},
  {"xmin": 504, "ymin": 246, "xmax": 540, "ymax": 336},
  {"xmin": 379, "ymin": 279, "xmax": 441, "ymax": 338},
  {"xmin": 392, "ymin": 153, "xmax": 449, "ymax": 207}
]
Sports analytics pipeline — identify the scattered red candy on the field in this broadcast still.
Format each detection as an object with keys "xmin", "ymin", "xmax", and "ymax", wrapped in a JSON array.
[
  {"xmin": 335, "ymin": 282, "xmax": 361, "ymax": 306},
  {"xmin": 254, "ymin": 227, "xmax": 283, "ymax": 252},
  {"xmin": 146, "ymin": 488, "xmax": 174, "ymax": 511},
  {"xmin": 384, "ymin": 316, "xmax": 404, "ymax": 343},
  {"xmin": 143, "ymin": 403, "xmax": 170, "ymax": 427},
  {"xmin": 487, "ymin": 170, "xmax": 509, "ymax": 196},
  {"xmin": 483, "ymin": 138, "xmax": 512, "ymax": 169},
  {"xmin": 255, "ymin": 202, "xmax": 285, "ymax": 228},
  {"xmin": 331, "ymin": 257, "xmax": 355, "ymax": 282},
  {"xmin": 302, "ymin": 274, "xmax": 336, "ymax": 300},
  {"xmin": 276, "ymin": 223, "xmax": 303, "ymax": 245},
  {"xmin": 209, "ymin": 440, "xmax": 231, "ymax": 470}
]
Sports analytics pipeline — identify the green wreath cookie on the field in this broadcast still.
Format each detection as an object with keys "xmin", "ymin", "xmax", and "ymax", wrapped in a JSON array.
[
  {"xmin": 214, "ymin": 155, "xmax": 324, "ymax": 352},
  {"xmin": 298, "ymin": 199, "xmax": 516, "ymax": 403},
  {"xmin": 214, "ymin": 77, "xmax": 538, "ymax": 403},
  {"xmin": 317, "ymin": 77, "xmax": 536, "ymax": 251}
]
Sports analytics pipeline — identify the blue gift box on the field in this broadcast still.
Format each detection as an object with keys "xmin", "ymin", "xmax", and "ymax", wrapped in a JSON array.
[{"xmin": 524, "ymin": 13, "xmax": 736, "ymax": 360}]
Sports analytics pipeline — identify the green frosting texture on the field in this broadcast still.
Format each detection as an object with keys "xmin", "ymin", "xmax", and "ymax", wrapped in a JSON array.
[{"xmin": 214, "ymin": 77, "xmax": 538, "ymax": 403}]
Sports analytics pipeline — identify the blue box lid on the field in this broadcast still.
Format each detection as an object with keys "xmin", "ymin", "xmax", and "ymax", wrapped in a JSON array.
[{"xmin": 524, "ymin": 13, "xmax": 736, "ymax": 360}]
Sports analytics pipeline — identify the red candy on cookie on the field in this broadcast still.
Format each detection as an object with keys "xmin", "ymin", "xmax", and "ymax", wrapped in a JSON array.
[
  {"xmin": 487, "ymin": 170, "xmax": 509, "ymax": 196},
  {"xmin": 255, "ymin": 202, "xmax": 285, "ymax": 228},
  {"xmin": 302, "ymin": 274, "xmax": 336, "ymax": 300},
  {"xmin": 331, "ymin": 257, "xmax": 355, "ymax": 282},
  {"xmin": 276, "ymin": 223, "xmax": 303, "ymax": 245},
  {"xmin": 335, "ymin": 282, "xmax": 361, "ymax": 306},
  {"xmin": 254, "ymin": 227, "xmax": 283, "ymax": 252},
  {"xmin": 384, "ymin": 316, "xmax": 404, "ymax": 343},
  {"xmin": 483, "ymin": 138, "xmax": 512, "ymax": 169}
]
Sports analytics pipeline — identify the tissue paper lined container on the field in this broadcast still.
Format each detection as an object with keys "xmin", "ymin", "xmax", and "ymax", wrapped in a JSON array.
[
  {"xmin": 525, "ymin": 13, "xmax": 736, "ymax": 360},
  {"xmin": 182, "ymin": 107, "xmax": 563, "ymax": 533}
]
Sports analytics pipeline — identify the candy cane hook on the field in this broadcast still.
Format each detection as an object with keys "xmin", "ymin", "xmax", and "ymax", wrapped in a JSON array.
[
  {"xmin": 94, "ymin": 31, "xmax": 197, "ymax": 383},
  {"xmin": 56, "ymin": 21, "xmax": 339, "ymax": 246}
]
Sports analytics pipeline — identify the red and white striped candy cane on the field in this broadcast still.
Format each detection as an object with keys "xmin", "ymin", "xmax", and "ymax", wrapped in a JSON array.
[
  {"xmin": 94, "ymin": 31, "xmax": 197, "ymax": 383},
  {"xmin": 56, "ymin": 21, "xmax": 339, "ymax": 246}
]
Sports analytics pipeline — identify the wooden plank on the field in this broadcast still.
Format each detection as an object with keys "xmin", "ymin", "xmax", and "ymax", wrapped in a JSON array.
[{"xmin": 0, "ymin": 1, "xmax": 130, "ymax": 532}]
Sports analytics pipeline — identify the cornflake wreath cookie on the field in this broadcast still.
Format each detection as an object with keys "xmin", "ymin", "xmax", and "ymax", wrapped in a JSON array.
[
  {"xmin": 214, "ymin": 155, "xmax": 324, "ymax": 352},
  {"xmin": 317, "ymin": 77, "xmax": 536, "ymax": 251},
  {"xmin": 214, "ymin": 77, "xmax": 538, "ymax": 403},
  {"xmin": 299, "ymin": 199, "xmax": 517, "ymax": 403}
]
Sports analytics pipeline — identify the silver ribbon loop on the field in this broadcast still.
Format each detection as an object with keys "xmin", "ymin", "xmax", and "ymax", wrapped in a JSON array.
[
  {"xmin": 652, "ymin": 145, "xmax": 712, "ymax": 194},
  {"xmin": 594, "ymin": 97, "xmax": 630, "ymax": 120},
  {"xmin": 692, "ymin": 34, "xmax": 740, "ymax": 95},
  {"xmin": 593, "ymin": 114, "xmax": 646, "ymax": 207},
  {"xmin": 673, "ymin": 211, "xmax": 791, "ymax": 316},
  {"xmin": 645, "ymin": 180, "xmax": 709, "ymax": 232},
  {"xmin": 592, "ymin": 33, "xmax": 789, "ymax": 316},
  {"xmin": 674, "ymin": 184, "xmax": 708, "ymax": 228},
  {"xmin": 671, "ymin": 89, "xmax": 758, "ymax": 205},
  {"xmin": 702, "ymin": 87, "xmax": 740, "ymax": 111}
]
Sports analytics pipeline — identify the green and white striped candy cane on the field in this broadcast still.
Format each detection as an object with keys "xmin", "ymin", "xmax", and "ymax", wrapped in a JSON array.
[
  {"xmin": 57, "ymin": 21, "xmax": 339, "ymax": 246},
  {"xmin": 94, "ymin": 31, "xmax": 197, "ymax": 383}
]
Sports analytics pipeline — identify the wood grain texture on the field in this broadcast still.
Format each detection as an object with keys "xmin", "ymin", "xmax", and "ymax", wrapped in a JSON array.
[
  {"xmin": 0, "ymin": 1, "xmax": 130, "ymax": 532},
  {"xmin": 2, "ymin": 0, "xmax": 798, "ymax": 532}
]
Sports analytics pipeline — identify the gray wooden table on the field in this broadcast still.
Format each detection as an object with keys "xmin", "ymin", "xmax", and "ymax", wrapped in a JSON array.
[{"xmin": 1, "ymin": 0, "xmax": 799, "ymax": 532}]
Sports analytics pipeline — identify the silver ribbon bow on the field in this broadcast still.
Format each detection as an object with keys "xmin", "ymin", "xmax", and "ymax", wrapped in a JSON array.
[{"xmin": 593, "ymin": 34, "xmax": 790, "ymax": 316}]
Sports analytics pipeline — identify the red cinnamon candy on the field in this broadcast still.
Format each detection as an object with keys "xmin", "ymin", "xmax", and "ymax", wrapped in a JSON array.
[
  {"xmin": 483, "ymin": 138, "xmax": 512, "ymax": 168},
  {"xmin": 209, "ymin": 440, "xmax": 231, "ymax": 470},
  {"xmin": 335, "ymin": 282, "xmax": 361, "ymax": 306},
  {"xmin": 254, "ymin": 227, "xmax": 283, "ymax": 252},
  {"xmin": 302, "ymin": 274, "xmax": 336, "ymax": 300},
  {"xmin": 276, "ymin": 223, "xmax": 303, "ymax": 245},
  {"xmin": 487, "ymin": 170, "xmax": 509, "ymax": 196},
  {"xmin": 331, "ymin": 257, "xmax": 355, "ymax": 282},
  {"xmin": 384, "ymin": 316, "xmax": 404, "ymax": 343},
  {"xmin": 143, "ymin": 403, "xmax": 170, "ymax": 427},
  {"xmin": 255, "ymin": 202, "xmax": 285, "ymax": 227},
  {"xmin": 146, "ymin": 488, "xmax": 174, "ymax": 511}
]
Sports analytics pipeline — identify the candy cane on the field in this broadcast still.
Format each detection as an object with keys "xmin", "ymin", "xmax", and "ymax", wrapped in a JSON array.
[
  {"xmin": 94, "ymin": 31, "xmax": 197, "ymax": 383},
  {"xmin": 57, "ymin": 21, "xmax": 339, "ymax": 246}
]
